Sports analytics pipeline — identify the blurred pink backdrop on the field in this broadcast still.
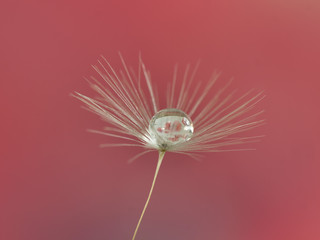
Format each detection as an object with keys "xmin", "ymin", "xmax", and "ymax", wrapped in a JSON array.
[{"xmin": 1, "ymin": 0, "xmax": 319, "ymax": 239}]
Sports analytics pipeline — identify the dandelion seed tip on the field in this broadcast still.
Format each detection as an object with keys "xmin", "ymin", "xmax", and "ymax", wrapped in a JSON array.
[
  {"xmin": 228, "ymin": 77, "xmax": 234, "ymax": 83},
  {"xmin": 260, "ymin": 92, "xmax": 267, "ymax": 98},
  {"xmin": 86, "ymin": 129, "xmax": 96, "ymax": 133},
  {"xmin": 71, "ymin": 91, "xmax": 81, "ymax": 98},
  {"xmin": 212, "ymin": 69, "xmax": 222, "ymax": 76}
]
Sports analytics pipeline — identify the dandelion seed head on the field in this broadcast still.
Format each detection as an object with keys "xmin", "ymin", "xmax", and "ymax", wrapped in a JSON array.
[
  {"xmin": 73, "ymin": 54, "xmax": 264, "ymax": 159},
  {"xmin": 149, "ymin": 108, "xmax": 194, "ymax": 151}
]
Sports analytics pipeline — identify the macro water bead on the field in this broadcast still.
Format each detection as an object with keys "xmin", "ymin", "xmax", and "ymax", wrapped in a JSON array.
[{"xmin": 149, "ymin": 109, "xmax": 194, "ymax": 150}]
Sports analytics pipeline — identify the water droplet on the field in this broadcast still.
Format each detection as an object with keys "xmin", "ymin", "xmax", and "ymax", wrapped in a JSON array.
[{"xmin": 149, "ymin": 109, "xmax": 194, "ymax": 150}]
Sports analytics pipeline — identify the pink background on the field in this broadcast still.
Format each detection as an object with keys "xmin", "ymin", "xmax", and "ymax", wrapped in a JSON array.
[{"xmin": 1, "ymin": 0, "xmax": 320, "ymax": 239}]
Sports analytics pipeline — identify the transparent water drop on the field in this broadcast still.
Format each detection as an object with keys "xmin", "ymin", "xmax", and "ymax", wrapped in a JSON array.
[{"xmin": 149, "ymin": 108, "xmax": 194, "ymax": 150}]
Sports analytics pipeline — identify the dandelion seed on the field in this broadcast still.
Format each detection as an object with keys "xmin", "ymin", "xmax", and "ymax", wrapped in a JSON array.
[{"xmin": 73, "ymin": 53, "xmax": 264, "ymax": 240}]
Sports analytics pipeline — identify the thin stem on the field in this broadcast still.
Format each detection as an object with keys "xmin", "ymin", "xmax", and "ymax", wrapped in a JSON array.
[{"xmin": 132, "ymin": 151, "xmax": 166, "ymax": 240}]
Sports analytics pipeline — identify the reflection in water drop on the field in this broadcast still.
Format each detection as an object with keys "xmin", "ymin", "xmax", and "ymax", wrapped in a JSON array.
[{"xmin": 149, "ymin": 109, "xmax": 194, "ymax": 150}]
